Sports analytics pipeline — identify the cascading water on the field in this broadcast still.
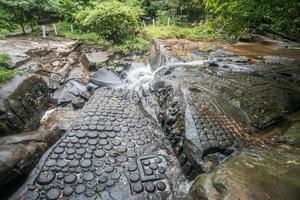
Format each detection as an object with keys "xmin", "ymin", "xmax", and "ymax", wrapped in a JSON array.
[
  {"xmin": 125, "ymin": 61, "xmax": 156, "ymax": 90},
  {"xmin": 124, "ymin": 40, "xmax": 178, "ymax": 90}
]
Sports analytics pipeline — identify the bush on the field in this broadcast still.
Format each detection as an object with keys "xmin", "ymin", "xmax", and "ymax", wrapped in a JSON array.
[
  {"xmin": 0, "ymin": 68, "xmax": 14, "ymax": 85},
  {"xmin": 116, "ymin": 37, "xmax": 150, "ymax": 55},
  {"xmin": 205, "ymin": 0, "xmax": 300, "ymax": 38},
  {"xmin": 0, "ymin": 52, "xmax": 10, "ymax": 67},
  {"xmin": 77, "ymin": 1, "xmax": 143, "ymax": 43},
  {"xmin": 157, "ymin": 10, "xmax": 170, "ymax": 25},
  {"xmin": 0, "ymin": 53, "xmax": 14, "ymax": 85},
  {"xmin": 145, "ymin": 23, "xmax": 222, "ymax": 41}
]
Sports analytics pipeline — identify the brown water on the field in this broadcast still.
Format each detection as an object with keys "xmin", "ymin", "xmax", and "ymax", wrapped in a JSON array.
[{"xmin": 230, "ymin": 42, "xmax": 300, "ymax": 62}]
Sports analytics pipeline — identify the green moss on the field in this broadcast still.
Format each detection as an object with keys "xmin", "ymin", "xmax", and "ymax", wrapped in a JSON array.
[
  {"xmin": 0, "ymin": 52, "xmax": 15, "ymax": 85},
  {"xmin": 199, "ymin": 45, "xmax": 214, "ymax": 52},
  {"xmin": 0, "ymin": 52, "xmax": 10, "ymax": 67},
  {"xmin": 0, "ymin": 68, "xmax": 15, "ymax": 85}
]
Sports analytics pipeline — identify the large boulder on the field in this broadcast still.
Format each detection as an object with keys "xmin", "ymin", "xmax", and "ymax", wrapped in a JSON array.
[
  {"xmin": 52, "ymin": 79, "xmax": 90, "ymax": 109},
  {"xmin": 278, "ymin": 121, "xmax": 300, "ymax": 147},
  {"xmin": 0, "ymin": 130, "xmax": 61, "ymax": 199},
  {"xmin": 188, "ymin": 147, "xmax": 300, "ymax": 200},
  {"xmin": 81, "ymin": 51, "xmax": 112, "ymax": 70},
  {"xmin": 90, "ymin": 67, "xmax": 124, "ymax": 88},
  {"xmin": 0, "ymin": 75, "xmax": 49, "ymax": 136}
]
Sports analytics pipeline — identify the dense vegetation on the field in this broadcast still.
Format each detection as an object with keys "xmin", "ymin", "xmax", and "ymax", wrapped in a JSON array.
[
  {"xmin": 0, "ymin": 0, "xmax": 299, "ymax": 44},
  {"xmin": 76, "ymin": 1, "xmax": 142, "ymax": 43}
]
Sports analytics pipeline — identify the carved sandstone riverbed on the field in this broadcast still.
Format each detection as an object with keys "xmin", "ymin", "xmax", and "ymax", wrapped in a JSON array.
[
  {"xmin": 12, "ymin": 88, "xmax": 187, "ymax": 200},
  {"xmin": 2, "ymin": 36, "xmax": 300, "ymax": 199}
]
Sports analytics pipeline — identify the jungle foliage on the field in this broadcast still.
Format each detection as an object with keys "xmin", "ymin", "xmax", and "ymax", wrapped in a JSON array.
[{"xmin": 0, "ymin": 0, "xmax": 299, "ymax": 40}]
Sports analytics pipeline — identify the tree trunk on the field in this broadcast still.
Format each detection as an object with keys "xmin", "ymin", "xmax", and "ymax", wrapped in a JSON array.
[
  {"xmin": 20, "ymin": 23, "xmax": 26, "ymax": 34},
  {"xmin": 30, "ymin": 22, "xmax": 34, "ymax": 32}
]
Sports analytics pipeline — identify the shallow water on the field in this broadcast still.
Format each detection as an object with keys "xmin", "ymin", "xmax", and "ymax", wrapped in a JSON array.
[{"xmin": 230, "ymin": 42, "xmax": 300, "ymax": 62}]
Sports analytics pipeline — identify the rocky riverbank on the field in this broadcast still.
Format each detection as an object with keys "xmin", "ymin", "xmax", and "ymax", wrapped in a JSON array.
[{"xmin": 0, "ymin": 34, "xmax": 299, "ymax": 199}]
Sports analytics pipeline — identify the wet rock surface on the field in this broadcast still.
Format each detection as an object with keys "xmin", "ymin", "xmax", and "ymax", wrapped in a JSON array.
[
  {"xmin": 189, "ymin": 147, "xmax": 300, "ymax": 200},
  {"xmin": 0, "ymin": 130, "xmax": 61, "ymax": 191},
  {"xmin": 52, "ymin": 79, "xmax": 90, "ymax": 108},
  {"xmin": 0, "ymin": 36, "xmax": 95, "ymax": 197},
  {"xmin": 147, "ymin": 39, "xmax": 300, "ymax": 179},
  {"xmin": 151, "ymin": 76, "xmax": 241, "ymax": 179},
  {"xmin": 90, "ymin": 67, "xmax": 124, "ymax": 88},
  {"xmin": 12, "ymin": 88, "xmax": 185, "ymax": 200},
  {"xmin": 81, "ymin": 51, "xmax": 112, "ymax": 70},
  {"xmin": 0, "ymin": 75, "xmax": 49, "ymax": 135},
  {"xmin": 0, "ymin": 36, "xmax": 76, "ymax": 69},
  {"xmin": 1, "ymin": 35, "xmax": 300, "ymax": 199},
  {"xmin": 278, "ymin": 121, "xmax": 300, "ymax": 147}
]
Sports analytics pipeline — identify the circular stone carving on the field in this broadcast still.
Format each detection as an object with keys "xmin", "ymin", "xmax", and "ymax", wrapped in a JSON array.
[
  {"xmin": 106, "ymin": 180, "xmax": 115, "ymax": 187},
  {"xmin": 149, "ymin": 163, "xmax": 158, "ymax": 170},
  {"xmin": 54, "ymin": 147, "xmax": 64, "ymax": 154},
  {"xmin": 98, "ymin": 176, "xmax": 107, "ymax": 184},
  {"xmin": 99, "ymin": 139, "xmax": 108, "ymax": 146},
  {"xmin": 143, "ymin": 160, "xmax": 150, "ymax": 166},
  {"xmin": 66, "ymin": 148, "xmax": 75, "ymax": 155},
  {"xmin": 80, "ymin": 159, "xmax": 92, "ymax": 168},
  {"xmin": 64, "ymin": 174, "xmax": 77, "ymax": 184},
  {"xmin": 158, "ymin": 167, "xmax": 166, "ymax": 174},
  {"xmin": 105, "ymin": 157, "xmax": 116, "ymax": 165},
  {"xmin": 45, "ymin": 160, "xmax": 56, "ymax": 167},
  {"xmin": 87, "ymin": 132, "xmax": 98, "ymax": 139},
  {"xmin": 155, "ymin": 157, "xmax": 162, "ymax": 163},
  {"xmin": 83, "ymin": 172, "xmax": 94, "ymax": 181},
  {"xmin": 94, "ymin": 149, "xmax": 106, "ymax": 158},
  {"xmin": 116, "ymin": 155, "xmax": 127, "ymax": 163},
  {"xmin": 116, "ymin": 146, "xmax": 127, "ymax": 153},
  {"xmin": 112, "ymin": 139, "xmax": 121, "ymax": 146},
  {"xmin": 75, "ymin": 184, "xmax": 86, "ymax": 194},
  {"xmin": 132, "ymin": 183, "xmax": 144, "ymax": 193},
  {"xmin": 127, "ymin": 141, "xmax": 135, "ymax": 148},
  {"xmin": 46, "ymin": 188, "xmax": 60, "ymax": 200},
  {"xmin": 107, "ymin": 132, "xmax": 116, "ymax": 138},
  {"xmin": 127, "ymin": 151, "xmax": 137, "ymax": 158},
  {"xmin": 76, "ymin": 148, "xmax": 86, "ymax": 155},
  {"xmin": 71, "ymin": 138, "xmax": 79, "ymax": 144},
  {"xmin": 96, "ymin": 184, "xmax": 106, "ymax": 192},
  {"xmin": 25, "ymin": 191, "xmax": 39, "ymax": 200},
  {"xmin": 99, "ymin": 133, "xmax": 108, "ymax": 139},
  {"xmin": 64, "ymin": 187, "xmax": 74, "ymax": 197},
  {"xmin": 57, "ymin": 160, "xmax": 67, "ymax": 168},
  {"xmin": 37, "ymin": 171, "xmax": 55, "ymax": 185},
  {"xmin": 128, "ymin": 162, "xmax": 137, "ymax": 172},
  {"xmin": 105, "ymin": 166, "xmax": 114, "ymax": 173},
  {"xmin": 129, "ymin": 173, "xmax": 140, "ymax": 182},
  {"xmin": 145, "ymin": 169, "xmax": 153, "ymax": 176},
  {"xmin": 85, "ymin": 190, "xmax": 96, "ymax": 197},
  {"xmin": 104, "ymin": 144, "xmax": 113, "ymax": 151},
  {"xmin": 75, "ymin": 131, "xmax": 86, "ymax": 139},
  {"xmin": 111, "ymin": 172, "xmax": 121, "ymax": 180},
  {"xmin": 69, "ymin": 160, "xmax": 79, "ymax": 167},
  {"xmin": 88, "ymin": 139, "xmax": 98, "ymax": 145},
  {"xmin": 145, "ymin": 182, "xmax": 156, "ymax": 193},
  {"xmin": 156, "ymin": 181, "xmax": 166, "ymax": 191}
]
